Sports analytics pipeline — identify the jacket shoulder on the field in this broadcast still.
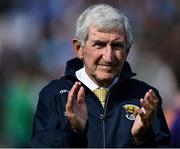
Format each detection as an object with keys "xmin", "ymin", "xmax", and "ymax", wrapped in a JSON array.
[
  {"xmin": 129, "ymin": 78, "xmax": 156, "ymax": 89},
  {"xmin": 128, "ymin": 78, "xmax": 161, "ymax": 100},
  {"xmin": 40, "ymin": 77, "xmax": 70, "ymax": 97},
  {"xmin": 38, "ymin": 77, "xmax": 73, "ymax": 107},
  {"xmin": 40, "ymin": 79, "xmax": 62, "ymax": 97}
]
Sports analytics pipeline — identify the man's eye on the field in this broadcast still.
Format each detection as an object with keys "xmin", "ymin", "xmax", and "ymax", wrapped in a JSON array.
[
  {"xmin": 112, "ymin": 43, "xmax": 125, "ymax": 49},
  {"xmin": 94, "ymin": 43, "xmax": 106, "ymax": 48}
]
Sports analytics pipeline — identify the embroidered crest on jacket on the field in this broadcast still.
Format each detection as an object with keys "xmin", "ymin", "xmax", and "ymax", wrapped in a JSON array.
[{"xmin": 123, "ymin": 104, "xmax": 140, "ymax": 120}]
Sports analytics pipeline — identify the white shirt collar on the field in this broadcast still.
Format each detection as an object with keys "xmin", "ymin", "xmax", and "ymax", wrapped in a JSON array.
[{"xmin": 75, "ymin": 67, "xmax": 118, "ymax": 91}]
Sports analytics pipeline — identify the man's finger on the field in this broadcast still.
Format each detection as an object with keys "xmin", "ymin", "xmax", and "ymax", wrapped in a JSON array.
[
  {"xmin": 142, "ymin": 90, "xmax": 158, "ymax": 111},
  {"xmin": 149, "ymin": 90, "xmax": 159, "ymax": 107},
  {"xmin": 66, "ymin": 82, "xmax": 81, "ymax": 113},
  {"xmin": 138, "ymin": 107, "xmax": 146, "ymax": 121},
  {"xmin": 77, "ymin": 86, "xmax": 85, "ymax": 104}
]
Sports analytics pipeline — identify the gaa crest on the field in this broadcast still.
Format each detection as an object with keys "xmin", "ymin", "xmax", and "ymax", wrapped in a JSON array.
[{"xmin": 123, "ymin": 104, "xmax": 140, "ymax": 120}]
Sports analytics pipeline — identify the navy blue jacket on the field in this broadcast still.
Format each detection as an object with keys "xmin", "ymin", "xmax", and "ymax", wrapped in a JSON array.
[{"xmin": 31, "ymin": 58, "xmax": 171, "ymax": 148}]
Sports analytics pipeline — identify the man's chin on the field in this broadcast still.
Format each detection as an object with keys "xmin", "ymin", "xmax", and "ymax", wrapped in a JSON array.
[
  {"xmin": 95, "ymin": 76, "xmax": 116, "ymax": 87},
  {"xmin": 98, "ymin": 73, "xmax": 116, "ymax": 81}
]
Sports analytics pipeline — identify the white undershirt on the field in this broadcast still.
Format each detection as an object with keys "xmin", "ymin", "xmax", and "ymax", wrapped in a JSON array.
[{"xmin": 75, "ymin": 67, "xmax": 118, "ymax": 91}]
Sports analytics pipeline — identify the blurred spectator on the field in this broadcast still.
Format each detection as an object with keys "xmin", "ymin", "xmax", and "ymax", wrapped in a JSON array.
[
  {"xmin": 171, "ymin": 111, "xmax": 180, "ymax": 147},
  {"xmin": 170, "ymin": 93, "xmax": 180, "ymax": 147},
  {"xmin": 2, "ymin": 72, "xmax": 34, "ymax": 147}
]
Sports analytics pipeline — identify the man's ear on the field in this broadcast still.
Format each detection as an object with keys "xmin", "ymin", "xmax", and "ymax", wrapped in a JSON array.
[{"xmin": 72, "ymin": 38, "xmax": 83, "ymax": 59}]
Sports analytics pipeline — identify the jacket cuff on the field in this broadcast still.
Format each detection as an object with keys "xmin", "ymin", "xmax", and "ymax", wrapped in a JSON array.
[
  {"xmin": 63, "ymin": 120, "xmax": 88, "ymax": 147},
  {"xmin": 130, "ymin": 127, "xmax": 156, "ymax": 147}
]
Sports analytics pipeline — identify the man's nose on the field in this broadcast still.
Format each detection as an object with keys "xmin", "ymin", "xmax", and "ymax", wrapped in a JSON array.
[{"xmin": 103, "ymin": 45, "xmax": 114, "ymax": 63}]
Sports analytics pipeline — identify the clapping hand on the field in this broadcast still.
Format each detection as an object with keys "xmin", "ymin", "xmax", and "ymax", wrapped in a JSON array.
[
  {"xmin": 131, "ymin": 89, "xmax": 159, "ymax": 144},
  {"xmin": 66, "ymin": 82, "xmax": 88, "ymax": 133}
]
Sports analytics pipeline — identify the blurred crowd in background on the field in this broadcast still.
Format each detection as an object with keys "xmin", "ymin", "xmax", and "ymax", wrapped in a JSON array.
[{"xmin": 0, "ymin": 0, "xmax": 180, "ymax": 147}]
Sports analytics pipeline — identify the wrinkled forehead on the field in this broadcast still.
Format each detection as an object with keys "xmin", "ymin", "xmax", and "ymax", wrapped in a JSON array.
[{"xmin": 87, "ymin": 25, "xmax": 125, "ymax": 40}]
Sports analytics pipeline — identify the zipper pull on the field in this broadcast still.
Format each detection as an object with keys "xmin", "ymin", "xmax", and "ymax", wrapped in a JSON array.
[{"xmin": 100, "ymin": 114, "xmax": 104, "ymax": 120}]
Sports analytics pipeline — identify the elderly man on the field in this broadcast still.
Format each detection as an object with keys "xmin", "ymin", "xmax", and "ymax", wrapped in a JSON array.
[{"xmin": 31, "ymin": 4, "xmax": 171, "ymax": 147}]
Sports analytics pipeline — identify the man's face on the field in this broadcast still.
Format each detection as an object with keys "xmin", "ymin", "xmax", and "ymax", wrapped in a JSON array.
[{"xmin": 76, "ymin": 26, "xmax": 128, "ymax": 87}]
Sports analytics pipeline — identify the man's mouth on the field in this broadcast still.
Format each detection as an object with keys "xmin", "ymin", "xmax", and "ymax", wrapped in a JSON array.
[
  {"xmin": 98, "ymin": 63, "xmax": 116, "ymax": 67},
  {"xmin": 98, "ymin": 64, "xmax": 115, "ymax": 71}
]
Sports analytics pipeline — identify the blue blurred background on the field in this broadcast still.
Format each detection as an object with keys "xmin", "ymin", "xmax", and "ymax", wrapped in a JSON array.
[{"xmin": 0, "ymin": 0, "xmax": 180, "ymax": 147}]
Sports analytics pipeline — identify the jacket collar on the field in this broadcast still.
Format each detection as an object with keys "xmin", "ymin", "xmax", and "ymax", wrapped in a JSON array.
[{"xmin": 64, "ymin": 57, "xmax": 136, "ymax": 81}]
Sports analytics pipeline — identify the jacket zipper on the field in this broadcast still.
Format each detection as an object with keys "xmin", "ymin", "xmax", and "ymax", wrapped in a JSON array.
[
  {"xmin": 100, "ymin": 113, "xmax": 105, "ymax": 148},
  {"xmin": 101, "ymin": 87, "xmax": 112, "ymax": 148},
  {"xmin": 101, "ymin": 78, "xmax": 127, "ymax": 148}
]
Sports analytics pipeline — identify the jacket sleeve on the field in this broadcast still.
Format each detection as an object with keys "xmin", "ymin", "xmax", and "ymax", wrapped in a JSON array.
[
  {"xmin": 151, "ymin": 93, "xmax": 171, "ymax": 147},
  {"xmin": 31, "ymin": 87, "xmax": 88, "ymax": 147}
]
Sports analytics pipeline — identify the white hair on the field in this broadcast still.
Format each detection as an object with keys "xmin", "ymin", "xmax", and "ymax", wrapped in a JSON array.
[{"xmin": 75, "ymin": 4, "xmax": 133, "ymax": 51}]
